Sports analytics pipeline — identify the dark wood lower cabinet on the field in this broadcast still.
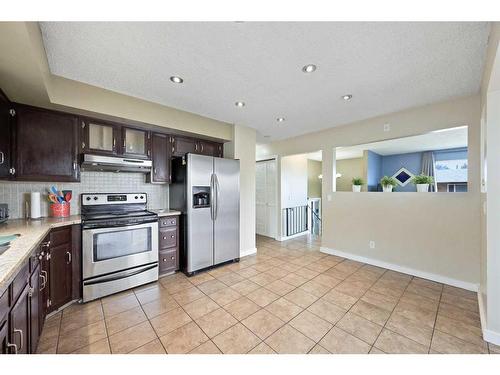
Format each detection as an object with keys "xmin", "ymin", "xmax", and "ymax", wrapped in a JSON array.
[
  {"xmin": 0, "ymin": 319, "xmax": 8, "ymax": 354},
  {"xmin": 29, "ymin": 265, "xmax": 41, "ymax": 353},
  {"xmin": 9, "ymin": 285, "xmax": 30, "ymax": 354},
  {"xmin": 0, "ymin": 225, "xmax": 77, "ymax": 355},
  {"xmin": 158, "ymin": 216, "xmax": 180, "ymax": 276},
  {"xmin": 48, "ymin": 242, "xmax": 73, "ymax": 312}
]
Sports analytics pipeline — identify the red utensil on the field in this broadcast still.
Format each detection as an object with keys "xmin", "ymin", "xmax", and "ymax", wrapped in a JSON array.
[{"xmin": 64, "ymin": 192, "xmax": 72, "ymax": 202}]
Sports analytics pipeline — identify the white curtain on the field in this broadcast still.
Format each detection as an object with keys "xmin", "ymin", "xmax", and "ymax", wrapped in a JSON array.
[{"xmin": 421, "ymin": 151, "xmax": 437, "ymax": 192}]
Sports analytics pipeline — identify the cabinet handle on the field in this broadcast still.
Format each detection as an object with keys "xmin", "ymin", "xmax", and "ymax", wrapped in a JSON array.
[
  {"xmin": 66, "ymin": 251, "xmax": 72, "ymax": 264},
  {"xmin": 13, "ymin": 329, "xmax": 23, "ymax": 351},
  {"xmin": 171, "ymin": 256, "xmax": 175, "ymax": 260},
  {"xmin": 7, "ymin": 342, "xmax": 18, "ymax": 354},
  {"xmin": 154, "ymin": 168, "xmax": 157, "ymax": 175},
  {"xmin": 40, "ymin": 272, "xmax": 47, "ymax": 291},
  {"xmin": 81, "ymin": 142, "xmax": 86, "ymax": 149},
  {"xmin": 162, "ymin": 258, "xmax": 167, "ymax": 262},
  {"xmin": 171, "ymin": 235, "xmax": 174, "ymax": 238},
  {"xmin": 42, "ymin": 241, "xmax": 51, "ymax": 250},
  {"xmin": 163, "ymin": 236, "xmax": 167, "ymax": 240},
  {"xmin": 73, "ymin": 161, "xmax": 77, "ymax": 171},
  {"xmin": 195, "ymin": 143, "xmax": 198, "ymax": 151},
  {"xmin": 113, "ymin": 138, "xmax": 116, "ymax": 149},
  {"xmin": 201, "ymin": 144, "xmax": 204, "ymax": 152},
  {"xmin": 0, "ymin": 151, "xmax": 4, "ymax": 165}
]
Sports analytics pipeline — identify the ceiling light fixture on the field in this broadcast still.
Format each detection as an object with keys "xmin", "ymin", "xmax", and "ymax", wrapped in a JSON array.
[
  {"xmin": 235, "ymin": 101, "xmax": 245, "ymax": 107},
  {"xmin": 170, "ymin": 76, "xmax": 183, "ymax": 84},
  {"xmin": 276, "ymin": 117, "xmax": 285, "ymax": 123},
  {"xmin": 342, "ymin": 94, "xmax": 353, "ymax": 101},
  {"xmin": 302, "ymin": 64, "xmax": 317, "ymax": 73}
]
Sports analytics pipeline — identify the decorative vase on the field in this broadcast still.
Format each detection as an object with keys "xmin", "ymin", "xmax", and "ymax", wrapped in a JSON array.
[
  {"xmin": 352, "ymin": 185, "xmax": 361, "ymax": 192},
  {"xmin": 382, "ymin": 185, "xmax": 393, "ymax": 193},
  {"xmin": 416, "ymin": 183, "xmax": 429, "ymax": 193}
]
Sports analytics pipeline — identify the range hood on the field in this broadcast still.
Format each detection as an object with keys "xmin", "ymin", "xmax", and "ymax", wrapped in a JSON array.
[{"xmin": 81, "ymin": 154, "xmax": 153, "ymax": 173}]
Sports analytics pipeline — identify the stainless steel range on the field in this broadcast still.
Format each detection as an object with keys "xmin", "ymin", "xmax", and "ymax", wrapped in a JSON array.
[{"xmin": 81, "ymin": 193, "xmax": 159, "ymax": 302}]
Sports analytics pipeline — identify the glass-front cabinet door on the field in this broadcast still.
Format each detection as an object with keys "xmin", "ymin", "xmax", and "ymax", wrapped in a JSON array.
[
  {"xmin": 81, "ymin": 119, "xmax": 119, "ymax": 155},
  {"xmin": 122, "ymin": 127, "xmax": 150, "ymax": 159}
]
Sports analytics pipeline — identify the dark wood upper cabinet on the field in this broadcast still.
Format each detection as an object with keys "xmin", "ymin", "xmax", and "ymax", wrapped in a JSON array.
[
  {"xmin": 121, "ymin": 126, "xmax": 150, "ymax": 159},
  {"xmin": 0, "ymin": 90, "xmax": 12, "ymax": 179},
  {"xmin": 81, "ymin": 119, "xmax": 120, "ymax": 156},
  {"xmin": 14, "ymin": 105, "xmax": 80, "ymax": 182},
  {"xmin": 197, "ymin": 140, "xmax": 223, "ymax": 157},
  {"xmin": 147, "ymin": 133, "xmax": 170, "ymax": 183},
  {"xmin": 171, "ymin": 136, "xmax": 197, "ymax": 157}
]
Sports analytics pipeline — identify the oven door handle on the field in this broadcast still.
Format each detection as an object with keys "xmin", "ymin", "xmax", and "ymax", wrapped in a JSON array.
[
  {"xmin": 82, "ymin": 220, "xmax": 158, "ymax": 230},
  {"xmin": 83, "ymin": 263, "xmax": 158, "ymax": 286}
]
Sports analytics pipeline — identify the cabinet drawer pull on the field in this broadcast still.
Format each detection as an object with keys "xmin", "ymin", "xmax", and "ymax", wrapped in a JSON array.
[
  {"xmin": 162, "ymin": 258, "xmax": 167, "ymax": 262},
  {"xmin": 66, "ymin": 251, "xmax": 72, "ymax": 264},
  {"xmin": 7, "ymin": 342, "xmax": 18, "ymax": 354},
  {"xmin": 163, "ymin": 236, "xmax": 167, "ymax": 240},
  {"xmin": 171, "ymin": 256, "xmax": 175, "ymax": 260},
  {"xmin": 0, "ymin": 151, "xmax": 4, "ymax": 165},
  {"xmin": 13, "ymin": 329, "xmax": 23, "ymax": 351}
]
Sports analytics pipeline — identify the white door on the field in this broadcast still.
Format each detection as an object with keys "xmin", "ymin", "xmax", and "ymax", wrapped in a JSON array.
[{"xmin": 256, "ymin": 159, "xmax": 277, "ymax": 238}]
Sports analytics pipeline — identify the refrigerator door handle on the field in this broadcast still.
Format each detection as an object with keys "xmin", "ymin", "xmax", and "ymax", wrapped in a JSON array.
[
  {"xmin": 210, "ymin": 173, "xmax": 215, "ymax": 220},
  {"xmin": 214, "ymin": 173, "xmax": 220, "ymax": 220}
]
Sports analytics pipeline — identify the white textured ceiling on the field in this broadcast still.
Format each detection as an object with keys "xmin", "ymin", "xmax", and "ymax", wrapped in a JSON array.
[
  {"xmin": 336, "ymin": 126, "xmax": 468, "ymax": 160},
  {"xmin": 39, "ymin": 22, "xmax": 490, "ymax": 142}
]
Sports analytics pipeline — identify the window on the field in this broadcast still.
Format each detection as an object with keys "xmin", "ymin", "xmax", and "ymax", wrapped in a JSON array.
[{"xmin": 435, "ymin": 158, "xmax": 467, "ymax": 192}]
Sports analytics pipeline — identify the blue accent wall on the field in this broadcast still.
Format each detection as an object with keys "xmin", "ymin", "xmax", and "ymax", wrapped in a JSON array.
[
  {"xmin": 366, "ymin": 151, "xmax": 382, "ymax": 192},
  {"xmin": 381, "ymin": 152, "xmax": 422, "ymax": 192},
  {"xmin": 434, "ymin": 147, "xmax": 468, "ymax": 161}
]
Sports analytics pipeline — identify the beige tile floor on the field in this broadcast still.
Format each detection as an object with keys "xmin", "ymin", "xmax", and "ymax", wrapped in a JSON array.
[{"xmin": 37, "ymin": 234, "xmax": 499, "ymax": 354}]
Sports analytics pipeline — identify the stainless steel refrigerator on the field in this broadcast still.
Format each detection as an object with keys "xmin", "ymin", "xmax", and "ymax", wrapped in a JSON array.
[{"xmin": 169, "ymin": 153, "xmax": 240, "ymax": 275}]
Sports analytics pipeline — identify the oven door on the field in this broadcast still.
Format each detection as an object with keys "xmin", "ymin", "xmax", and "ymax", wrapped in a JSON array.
[{"xmin": 82, "ymin": 221, "xmax": 159, "ymax": 279}]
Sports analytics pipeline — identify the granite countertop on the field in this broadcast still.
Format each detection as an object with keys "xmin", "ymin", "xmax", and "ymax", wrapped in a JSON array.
[
  {"xmin": 0, "ymin": 215, "xmax": 82, "ymax": 296},
  {"xmin": 0, "ymin": 210, "xmax": 181, "ymax": 296}
]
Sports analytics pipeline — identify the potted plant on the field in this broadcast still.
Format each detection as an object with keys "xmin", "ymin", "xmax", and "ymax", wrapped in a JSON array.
[
  {"xmin": 352, "ymin": 177, "xmax": 364, "ymax": 192},
  {"xmin": 411, "ymin": 174, "xmax": 434, "ymax": 192},
  {"xmin": 380, "ymin": 176, "xmax": 397, "ymax": 192}
]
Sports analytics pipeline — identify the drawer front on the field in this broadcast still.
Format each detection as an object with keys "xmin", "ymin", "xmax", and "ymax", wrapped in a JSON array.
[
  {"xmin": 11, "ymin": 262, "xmax": 29, "ymax": 305},
  {"xmin": 0, "ymin": 289, "xmax": 8, "ymax": 323},
  {"xmin": 159, "ymin": 216, "xmax": 177, "ymax": 228},
  {"xmin": 50, "ymin": 227, "xmax": 71, "ymax": 247},
  {"xmin": 159, "ymin": 227, "xmax": 177, "ymax": 249},
  {"xmin": 159, "ymin": 249, "xmax": 178, "ymax": 273}
]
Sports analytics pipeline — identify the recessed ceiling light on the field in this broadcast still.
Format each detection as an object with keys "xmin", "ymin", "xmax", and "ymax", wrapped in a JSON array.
[
  {"xmin": 342, "ymin": 94, "xmax": 353, "ymax": 101},
  {"xmin": 170, "ymin": 76, "xmax": 183, "ymax": 84},
  {"xmin": 302, "ymin": 64, "xmax": 317, "ymax": 73},
  {"xmin": 276, "ymin": 117, "xmax": 285, "ymax": 123},
  {"xmin": 235, "ymin": 101, "xmax": 245, "ymax": 107}
]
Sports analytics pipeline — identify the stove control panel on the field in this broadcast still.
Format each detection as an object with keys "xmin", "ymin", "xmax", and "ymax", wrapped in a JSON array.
[{"xmin": 81, "ymin": 193, "xmax": 147, "ymax": 206}]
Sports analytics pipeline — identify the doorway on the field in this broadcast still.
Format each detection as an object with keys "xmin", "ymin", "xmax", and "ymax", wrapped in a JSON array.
[{"xmin": 255, "ymin": 158, "xmax": 277, "ymax": 239}]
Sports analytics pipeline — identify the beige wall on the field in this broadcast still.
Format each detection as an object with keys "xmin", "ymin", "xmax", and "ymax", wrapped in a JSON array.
[
  {"xmin": 225, "ymin": 125, "xmax": 257, "ymax": 255},
  {"xmin": 307, "ymin": 160, "xmax": 322, "ymax": 198},
  {"xmin": 258, "ymin": 95, "xmax": 481, "ymax": 288},
  {"xmin": 336, "ymin": 158, "xmax": 364, "ymax": 192}
]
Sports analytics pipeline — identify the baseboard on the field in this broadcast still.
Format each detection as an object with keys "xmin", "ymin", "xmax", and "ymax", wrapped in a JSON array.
[
  {"xmin": 320, "ymin": 246, "xmax": 479, "ymax": 292},
  {"xmin": 240, "ymin": 247, "xmax": 257, "ymax": 258},
  {"xmin": 478, "ymin": 291, "xmax": 500, "ymax": 345},
  {"xmin": 277, "ymin": 231, "xmax": 308, "ymax": 241}
]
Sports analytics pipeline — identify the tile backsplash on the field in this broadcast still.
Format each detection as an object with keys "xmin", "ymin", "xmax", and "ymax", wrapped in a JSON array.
[{"xmin": 0, "ymin": 171, "xmax": 169, "ymax": 219}]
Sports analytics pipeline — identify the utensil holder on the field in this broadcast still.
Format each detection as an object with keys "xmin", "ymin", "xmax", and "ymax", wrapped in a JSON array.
[{"xmin": 50, "ymin": 202, "xmax": 70, "ymax": 218}]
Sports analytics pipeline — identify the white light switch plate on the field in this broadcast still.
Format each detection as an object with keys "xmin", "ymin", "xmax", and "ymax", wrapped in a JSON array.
[{"xmin": 383, "ymin": 123, "xmax": 391, "ymax": 132}]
